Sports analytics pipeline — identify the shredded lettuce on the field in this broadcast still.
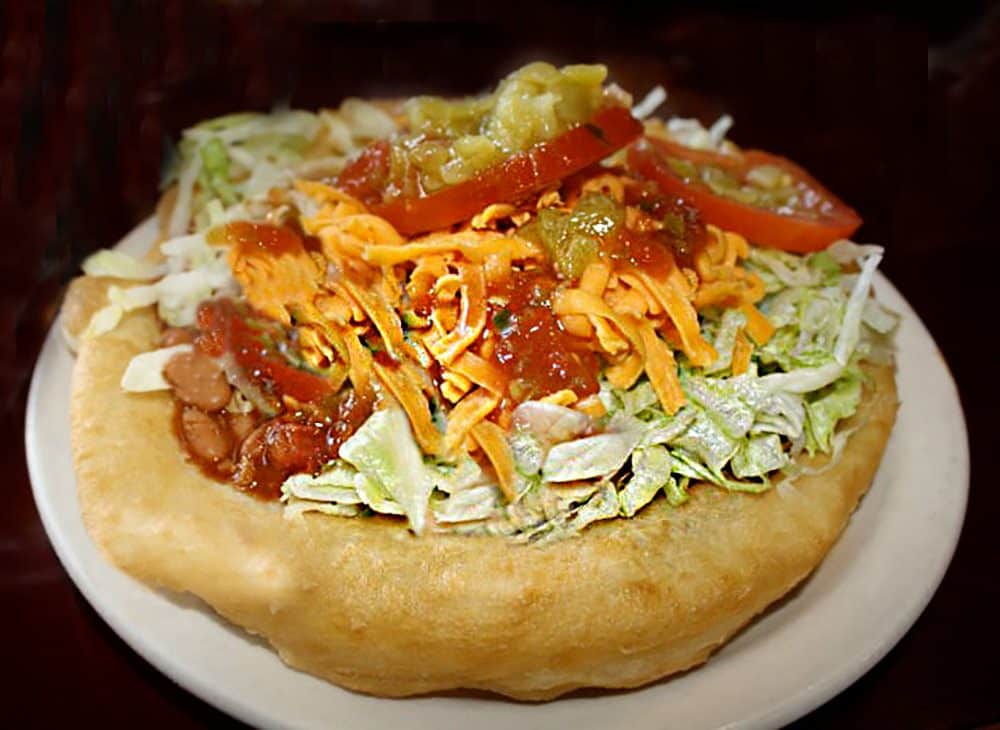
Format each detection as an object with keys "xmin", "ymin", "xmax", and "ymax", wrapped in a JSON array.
[
  {"xmin": 616, "ymin": 380, "xmax": 659, "ymax": 416},
  {"xmin": 353, "ymin": 474, "xmax": 407, "ymax": 516},
  {"xmin": 665, "ymin": 115, "xmax": 734, "ymax": 152},
  {"xmin": 757, "ymin": 248, "xmax": 882, "ymax": 394},
  {"xmin": 81, "ymin": 250, "xmax": 165, "ymax": 280},
  {"xmin": 167, "ymin": 152, "xmax": 203, "ymax": 236},
  {"xmin": 803, "ymin": 374, "xmax": 862, "ymax": 455},
  {"xmin": 542, "ymin": 418, "xmax": 643, "ymax": 482},
  {"xmin": 750, "ymin": 390, "xmax": 806, "ymax": 440},
  {"xmin": 564, "ymin": 482, "xmax": 620, "ymax": 532},
  {"xmin": 519, "ymin": 482, "xmax": 619, "ymax": 544},
  {"xmin": 119, "ymin": 344, "xmax": 192, "ymax": 392},
  {"xmin": 827, "ymin": 239, "xmax": 884, "ymax": 264},
  {"xmin": 638, "ymin": 408, "xmax": 697, "ymax": 447},
  {"xmin": 508, "ymin": 430, "xmax": 546, "ymax": 478},
  {"xmin": 155, "ymin": 267, "xmax": 230, "ymax": 326},
  {"xmin": 83, "ymin": 230, "xmax": 237, "ymax": 346},
  {"xmin": 270, "ymin": 237, "xmax": 891, "ymax": 539},
  {"xmin": 683, "ymin": 376, "xmax": 756, "ymax": 439},
  {"xmin": 337, "ymin": 99, "xmax": 397, "ymax": 141},
  {"xmin": 282, "ymin": 466, "xmax": 362, "ymax": 504},
  {"xmin": 339, "ymin": 407, "xmax": 436, "ymax": 534},
  {"xmin": 747, "ymin": 247, "xmax": 840, "ymax": 291},
  {"xmin": 862, "ymin": 298, "xmax": 899, "ymax": 335},
  {"xmin": 632, "ymin": 86, "xmax": 667, "ymax": 119},
  {"xmin": 432, "ymin": 485, "xmax": 500, "ymax": 524},
  {"xmin": 671, "ymin": 409, "xmax": 740, "ymax": 474},
  {"xmin": 198, "ymin": 139, "xmax": 238, "ymax": 205},
  {"xmin": 619, "ymin": 445, "xmax": 674, "ymax": 516},
  {"xmin": 731, "ymin": 433, "xmax": 789, "ymax": 478},
  {"xmin": 163, "ymin": 103, "xmax": 397, "ymax": 236},
  {"xmin": 284, "ymin": 501, "xmax": 361, "ymax": 519},
  {"xmin": 511, "ymin": 401, "xmax": 591, "ymax": 443},
  {"xmin": 430, "ymin": 455, "xmax": 489, "ymax": 493},
  {"xmin": 80, "ymin": 301, "xmax": 128, "ymax": 340},
  {"xmin": 81, "ymin": 283, "xmax": 159, "ymax": 339},
  {"xmin": 703, "ymin": 308, "xmax": 747, "ymax": 374}
]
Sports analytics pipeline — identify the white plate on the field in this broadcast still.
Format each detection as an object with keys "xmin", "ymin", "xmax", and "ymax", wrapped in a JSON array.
[{"xmin": 27, "ymin": 217, "xmax": 969, "ymax": 730}]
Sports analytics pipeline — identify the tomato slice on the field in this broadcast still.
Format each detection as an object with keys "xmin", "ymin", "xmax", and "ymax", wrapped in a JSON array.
[
  {"xmin": 337, "ymin": 106, "xmax": 643, "ymax": 236},
  {"xmin": 626, "ymin": 137, "xmax": 861, "ymax": 253},
  {"xmin": 195, "ymin": 300, "xmax": 335, "ymax": 404}
]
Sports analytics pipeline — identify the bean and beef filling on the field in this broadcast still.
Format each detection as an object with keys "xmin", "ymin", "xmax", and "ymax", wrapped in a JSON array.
[{"xmin": 162, "ymin": 315, "xmax": 372, "ymax": 501}]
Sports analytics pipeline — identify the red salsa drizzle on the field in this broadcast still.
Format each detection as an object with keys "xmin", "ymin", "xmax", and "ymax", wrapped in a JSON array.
[
  {"xmin": 487, "ymin": 270, "xmax": 600, "ymax": 405},
  {"xmin": 614, "ymin": 185, "xmax": 708, "ymax": 272},
  {"xmin": 196, "ymin": 299, "xmax": 335, "ymax": 404}
]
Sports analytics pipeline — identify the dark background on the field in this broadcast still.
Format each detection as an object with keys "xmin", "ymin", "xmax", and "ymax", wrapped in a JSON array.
[{"xmin": 2, "ymin": 1, "xmax": 998, "ymax": 727}]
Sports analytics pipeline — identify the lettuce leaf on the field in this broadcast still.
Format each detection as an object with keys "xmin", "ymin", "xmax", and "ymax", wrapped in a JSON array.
[
  {"xmin": 429, "ymin": 455, "xmax": 489, "ymax": 493},
  {"xmin": 671, "ymin": 449, "xmax": 769, "ymax": 493},
  {"xmin": 281, "ymin": 465, "xmax": 363, "ymax": 504},
  {"xmin": 542, "ymin": 418, "xmax": 643, "ymax": 482},
  {"xmin": 619, "ymin": 445, "xmax": 673, "ymax": 516},
  {"xmin": 198, "ymin": 138, "xmax": 238, "ymax": 205},
  {"xmin": 703, "ymin": 308, "xmax": 747, "ymax": 374},
  {"xmin": 683, "ymin": 376, "xmax": 756, "ymax": 439},
  {"xmin": 119, "ymin": 344, "xmax": 192, "ymax": 392},
  {"xmin": 565, "ymin": 482, "xmax": 620, "ymax": 531},
  {"xmin": 512, "ymin": 401, "xmax": 591, "ymax": 443},
  {"xmin": 81, "ymin": 250, "xmax": 165, "ymax": 280},
  {"xmin": 339, "ymin": 407, "xmax": 436, "ymax": 534},
  {"xmin": 670, "ymin": 408, "xmax": 740, "ymax": 474},
  {"xmin": 284, "ymin": 501, "xmax": 361, "ymax": 519},
  {"xmin": 638, "ymin": 407, "xmax": 697, "ymax": 447},
  {"xmin": 353, "ymin": 474, "xmax": 406, "ymax": 516},
  {"xmin": 508, "ymin": 430, "xmax": 546, "ymax": 480},
  {"xmin": 731, "ymin": 433, "xmax": 789, "ymax": 478},
  {"xmin": 758, "ymin": 248, "xmax": 882, "ymax": 394},
  {"xmin": 432, "ymin": 485, "xmax": 500, "ymax": 524},
  {"xmin": 804, "ymin": 374, "xmax": 862, "ymax": 455}
]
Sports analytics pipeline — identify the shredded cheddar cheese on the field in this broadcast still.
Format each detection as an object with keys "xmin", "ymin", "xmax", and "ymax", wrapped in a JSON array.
[
  {"xmin": 470, "ymin": 421, "xmax": 518, "ymax": 501},
  {"xmin": 226, "ymin": 174, "xmax": 772, "ymax": 470}
]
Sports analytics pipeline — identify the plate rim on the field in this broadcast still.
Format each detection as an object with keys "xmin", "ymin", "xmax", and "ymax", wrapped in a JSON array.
[{"xmin": 26, "ymin": 216, "xmax": 970, "ymax": 730}]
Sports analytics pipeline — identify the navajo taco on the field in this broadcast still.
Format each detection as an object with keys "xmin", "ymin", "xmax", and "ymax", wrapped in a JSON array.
[{"xmin": 62, "ymin": 62, "xmax": 898, "ymax": 700}]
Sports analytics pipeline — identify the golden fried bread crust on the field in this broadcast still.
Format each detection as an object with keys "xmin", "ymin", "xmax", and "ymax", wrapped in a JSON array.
[{"xmin": 69, "ymin": 297, "xmax": 897, "ymax": 700}]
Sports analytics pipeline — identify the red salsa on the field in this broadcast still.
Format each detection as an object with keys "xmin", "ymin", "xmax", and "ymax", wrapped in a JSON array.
[
  {"xmin": 616, "ymin": 185, "xmax": 708, "ymax": 271},
  {"xmin": 195, "ymin": 299, "xmax": 335, "ymax": 404},
  {"xmin": 487, "ymin": 270, "xmax": 600, "ymax": 404}
]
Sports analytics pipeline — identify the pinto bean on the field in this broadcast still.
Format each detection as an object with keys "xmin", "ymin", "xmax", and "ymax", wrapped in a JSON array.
[
  {"xmin": 180, "ymin": 407, "xmax": 232, "ymax": 463},
  {"xmin": 160, "ymin": 327, "xmax": 195, "ymax": 347},
  {"xmin": 233, "ymin": 419, "xmax": 330, "ymax": 493},
  {"xmin": 226, "ymin": 411, "xmax": 258, "ymax": 442},
  {"xmin": 238, "ymin": 420, "xmax": 318, "ymax": 470},
  {"xmin": 164, "ymin": 351, "xmax": 231, "ymax": 411},
  {"xmin": 264, "ymin": 421, "xmax": 323, "ymax": 469},
  {"xmin": 232, "ymin": 422, "xmax": 270, "ymax": 488}
]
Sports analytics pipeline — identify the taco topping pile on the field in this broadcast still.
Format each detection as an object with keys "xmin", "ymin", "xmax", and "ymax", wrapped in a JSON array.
[{"xmin": 79, "ymin": 62, "xmax": 896, "ymax": 541}]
